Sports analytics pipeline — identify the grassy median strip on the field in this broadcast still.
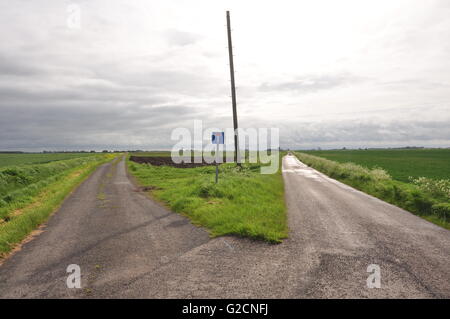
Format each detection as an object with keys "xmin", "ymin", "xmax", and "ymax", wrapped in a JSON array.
[
  {"xmin": 0, "ymin": 154, "xmax": 116, "ymax": 256},
  {"xmin": 128, "ymin": 158, "xmax": 287, "ymax": 243},
  {"xmin": 294, "ymin": 151, "xmax": 450, "ymax": 230}
]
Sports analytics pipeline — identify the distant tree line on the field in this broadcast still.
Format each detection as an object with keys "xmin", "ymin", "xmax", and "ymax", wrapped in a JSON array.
[
  {"xmin": 0, "ymin": 150, "xmax": 130, "ymax": 154},
  {"xmin": 0, "ymin": 151, "xmax": 25, "ymax": 154}
]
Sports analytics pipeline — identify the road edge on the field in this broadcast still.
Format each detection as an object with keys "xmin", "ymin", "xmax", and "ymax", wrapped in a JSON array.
[{"xmin": 0, "ymin": 156, "xmax": 118, "ymax": 265}]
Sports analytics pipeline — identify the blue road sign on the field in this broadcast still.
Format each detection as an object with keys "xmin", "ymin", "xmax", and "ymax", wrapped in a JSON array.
[{"xmin": 212, "ymin": 132, "xmax": 225, "ymax": 144}]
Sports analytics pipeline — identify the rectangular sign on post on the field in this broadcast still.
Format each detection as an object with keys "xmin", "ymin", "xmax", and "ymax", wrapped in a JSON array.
[
  {"xmin": 212, "ymin": 132, "xmax": 224, "ymax": 144},
  {"xmin": 212, "ymin": 132, "xmax": 224, "ymax": 183}
]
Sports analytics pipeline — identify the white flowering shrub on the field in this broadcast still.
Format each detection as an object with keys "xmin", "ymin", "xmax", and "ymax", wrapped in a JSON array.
[
  {"xmin": 294, "ymin": 152, "xmax": 391, "ymax": 182},
  {"xmin": 410, "ymin": 177, "xmax": 450, "ymax": 201}
]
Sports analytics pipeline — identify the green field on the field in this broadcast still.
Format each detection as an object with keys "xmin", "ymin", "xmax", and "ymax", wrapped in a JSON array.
[
  {"xmin": 302, "ymin": 149, "xmax": 450, "ymax": 182},
  {"xmin": 0, "ymin": 153, "xmax": 98, "ymax": 168},
  {"xmin": 127, "ymin": 156, "xmax": 287, "ymax": 243}
]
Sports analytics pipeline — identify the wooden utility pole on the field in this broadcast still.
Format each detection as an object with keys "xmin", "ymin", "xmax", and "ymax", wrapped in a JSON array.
[{"xmin": 226, "ymin": 11, "xmax": 241, "ymax": 166}]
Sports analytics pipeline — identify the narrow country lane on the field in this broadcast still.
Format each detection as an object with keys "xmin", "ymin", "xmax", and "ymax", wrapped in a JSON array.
[{"xmin": 0, "ymin": 155, "xmax": 449, "ymax": 298}]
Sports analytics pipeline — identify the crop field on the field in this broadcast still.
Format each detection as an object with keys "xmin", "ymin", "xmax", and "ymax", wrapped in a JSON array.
[
  {"xmin": 130, "ymin": 156, "xmax": 214, "ymax": 168},
  {"xmin": 0, "ymin": 153, "xmax": 117, "ymax": 255},
  {"xmin": 0, "ymin": 153, "xmax": 97, "ymax": 168},
  {"xmin": 302, "ymin": 148, "xmax": 450, "ymax": 182},
  {"xmin": 131, "ymin": 151, "xmax": 274, "ymax": 163},
  {"xmin": 131, "ymin": 151, "xmax": 172, "ymax": 157}
]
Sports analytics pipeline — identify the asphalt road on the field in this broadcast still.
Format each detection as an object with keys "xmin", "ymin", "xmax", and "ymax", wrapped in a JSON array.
[{"xmin": 0, "ymin": 155, "xmax": 449, "ymax": 298}]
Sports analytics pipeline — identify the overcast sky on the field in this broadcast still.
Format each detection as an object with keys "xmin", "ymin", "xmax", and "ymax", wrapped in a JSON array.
[{"xmin": 1, "ymin": 0, "xmax": 449, "ymax": 151}]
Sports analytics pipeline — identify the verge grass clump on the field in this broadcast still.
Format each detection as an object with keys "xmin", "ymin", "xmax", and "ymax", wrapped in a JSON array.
[
  {"xmin": 294, "ymin": 152, "xmax": 449, "ymax": 230},
  {"xmin": 127, "ymin": 156, "xmax": 287, "ymax": 243}
]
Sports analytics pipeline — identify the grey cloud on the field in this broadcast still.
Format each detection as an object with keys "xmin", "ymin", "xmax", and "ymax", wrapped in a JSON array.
[
  {"xmin": 0, "ymin": 1, "xmax": 449, "ymax": 151},
  {"xmin": 377, "ymin": 79, "xmax": 450, "ymax": 91},
  {"xmin": 164, "ymin": 29, "xmax": 201, "ymax": 47},
  {"xmin": 259, "ymin": 74, "xmax": 359, "ymax": 93},
  {"xmin": 279, "ymin": 120, "xmax": 450, "ymax": 148},
  {"xmin": 91, "ymin": 63, "xmax": 224, "ymax": 96},
  {"xmin": 0, "ymin": 103, "xmax": 203, "ymax": 150},
  {"xmin": 0, "ymin": 34, "xmax": 225, "ymax": 151},
  {"xmin": 0, "ymin": 54, "xmax": 44, "ymax": 76}
]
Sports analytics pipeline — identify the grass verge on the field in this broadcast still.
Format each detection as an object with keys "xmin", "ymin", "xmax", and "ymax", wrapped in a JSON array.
[
  {"xmin": 127, "ymin": 156, "xmax": 287, "ymax": 243},
  {"xmin": 294, "ymin": 152, "xmax": 450, "ymax": 230},
  {"xmin": 0, "ymin": 154, "xmax": 117, "ymax": 257},
  {"xmin": 302, "ymin": 148, "xmax": 450, "ymax": 182}
]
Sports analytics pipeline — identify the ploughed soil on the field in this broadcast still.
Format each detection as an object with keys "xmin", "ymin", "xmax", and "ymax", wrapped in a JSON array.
[{"xmin": 129, "ymin": 156, "xmax": 217, "ymax": 168}]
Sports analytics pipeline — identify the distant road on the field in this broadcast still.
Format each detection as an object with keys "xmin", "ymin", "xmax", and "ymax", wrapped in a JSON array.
[{"xmin": 0, "ymin": 155, "xmax": 449, "ymax": 298}]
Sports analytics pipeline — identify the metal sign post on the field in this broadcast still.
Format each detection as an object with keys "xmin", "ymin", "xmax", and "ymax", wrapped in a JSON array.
[
  {"xmin": 215, "ymin": 143, "xmax": 219, "ymax": 184},
  {"xmin": 212, "ymin": 132, "xmax": 225, "ymax": 183}
]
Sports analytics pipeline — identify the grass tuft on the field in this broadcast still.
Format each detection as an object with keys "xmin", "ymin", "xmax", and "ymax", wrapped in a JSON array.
[{"xmin": 127, "ymin": 156, "xmax": 287, "ymax": 243}]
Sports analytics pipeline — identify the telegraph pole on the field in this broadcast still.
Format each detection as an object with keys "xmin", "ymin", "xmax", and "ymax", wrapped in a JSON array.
[{"xmin": 226, "ymin": 11, "xmax": 241, "ymax": 166}]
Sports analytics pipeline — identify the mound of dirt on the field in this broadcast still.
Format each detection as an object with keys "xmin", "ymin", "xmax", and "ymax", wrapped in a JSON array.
[{"xmin": 129, "ymin": 156, "xmax": 215, "ymax": 168}]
